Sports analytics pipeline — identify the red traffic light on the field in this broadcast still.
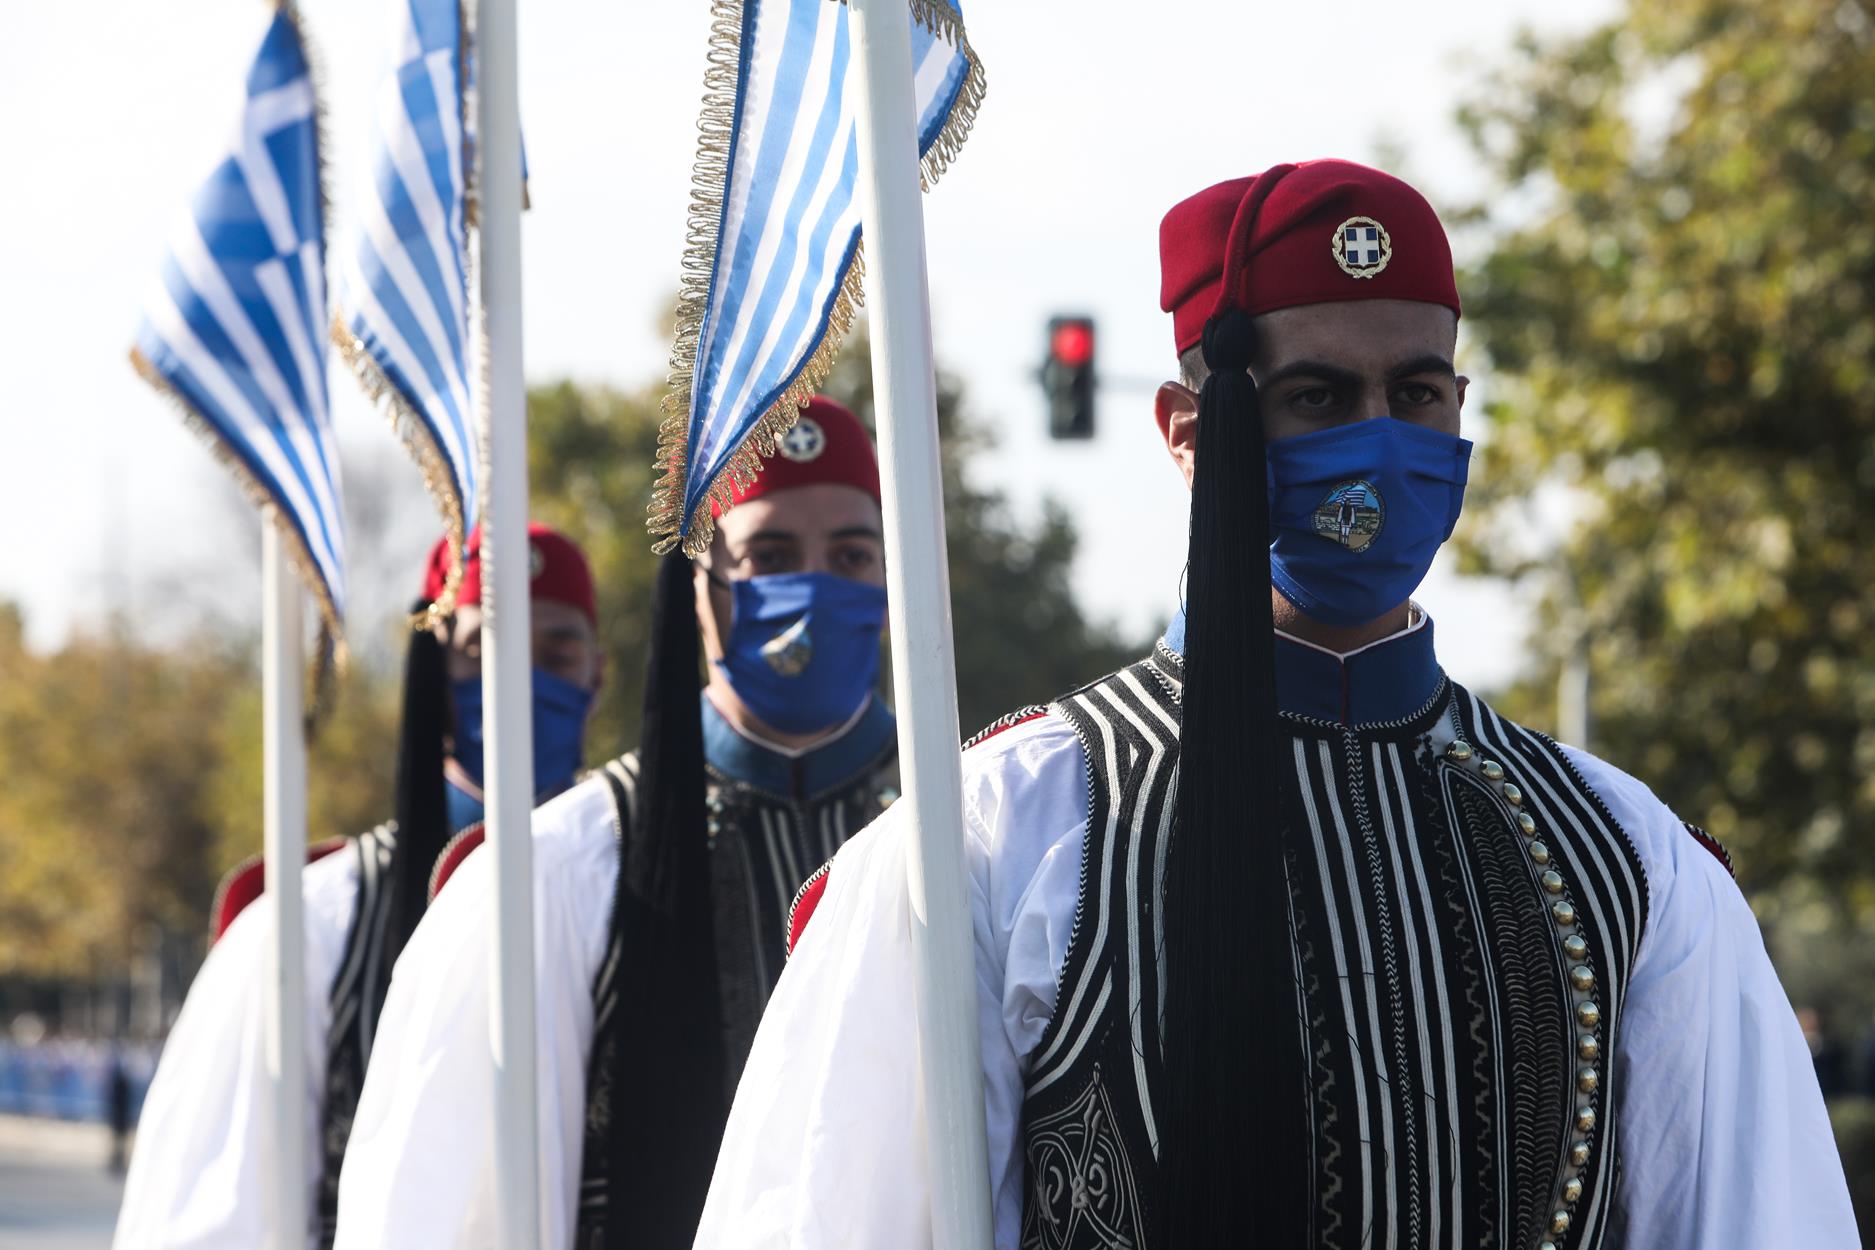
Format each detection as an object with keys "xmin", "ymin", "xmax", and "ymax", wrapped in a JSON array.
[{"xmin": 1049, "ymin": 320, "xmax": 1095, "ymax": 369}]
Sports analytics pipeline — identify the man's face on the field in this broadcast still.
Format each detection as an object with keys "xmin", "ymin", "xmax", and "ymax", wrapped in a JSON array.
[
  {"xmin": 1250, "ymin": 299, "xmax": 1465, "ymax": 442},
  {"xmin": 442, "ymin": 600, "xmax": 603, "ymax": 691},
  {"xmin": 1154, "ymin": 298, "xmax": 1467, "ymax": 484},
  {"xmin": 695, "ymin": 482, "xmax": 886, "ymax": 661}
]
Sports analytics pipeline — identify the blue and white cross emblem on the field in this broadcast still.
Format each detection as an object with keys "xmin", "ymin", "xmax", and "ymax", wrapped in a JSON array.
[
  {"xmin": 1344, "ymin": 226, "xmax": 1382, "ymax": 265},
  {"xmin": 778, "ymin": 416, "xmax": 826, "ymax": 462},
  {"xmin": 1331, "ymin": 215, "xmax": 1392, "ymax": 278}
]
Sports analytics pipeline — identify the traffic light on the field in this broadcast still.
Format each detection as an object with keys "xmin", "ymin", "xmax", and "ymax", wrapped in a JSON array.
[{"xmin": 1042, "ymin": 315, "xmax": 1096, "ymax": 439}]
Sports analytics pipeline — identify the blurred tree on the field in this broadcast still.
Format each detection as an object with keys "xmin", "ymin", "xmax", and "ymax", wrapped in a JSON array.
[
  {"xmin": 0, "ymin": 599, "xmax": 402, "ymax": 981},
  {"xmin": 525, "ymin": 340, "xmax": 1138, "ymax": 765},
  {"xmin": 0, "ymin": 604, "xmax": 239, "ymax": 975},
  {"xmin": 1454, "ymin": 0, "xmax": 1875, "ymax": 924},
  {"xmin": 204, "ymin": 648, "xmax": 402, "ymax": 881}
]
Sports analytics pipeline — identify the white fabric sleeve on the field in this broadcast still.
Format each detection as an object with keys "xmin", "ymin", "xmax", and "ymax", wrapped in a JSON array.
[
  {"xmin": 1567, "ymin": 749, "xmax": 1861, "ymax": 1249},
  {"xmin": 331, "ymin": 779, "xmax": 618, "ymax": 1250},
  {"xmin": 112, "ymin": 849, "xmax": 356, "ymax": 1250},
  {"xmin": 694, "ymin": 715, "xmax": 1088, "ymax": 1250}
]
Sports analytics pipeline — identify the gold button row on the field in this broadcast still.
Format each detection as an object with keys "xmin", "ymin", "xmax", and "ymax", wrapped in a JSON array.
[{"xmin": 1445, "ymin": 738, "xmax": 1601, "ymax": 1246}]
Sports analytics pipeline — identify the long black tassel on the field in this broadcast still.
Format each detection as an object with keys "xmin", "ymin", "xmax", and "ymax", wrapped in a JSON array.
[
  {"xmin": 604, "ymin": 550, "xmax": 723, "ymax": 1249},
  {"xmin": 1157, "ymin": 310, "xmax": 1312, "ymax": 1246},
  {"xmin": 386, "ymin": 611, "xmax": 450, "ymax": 962}
]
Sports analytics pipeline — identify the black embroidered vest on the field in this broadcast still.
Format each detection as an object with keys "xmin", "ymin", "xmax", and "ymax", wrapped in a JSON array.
[
  {"xmin": 1021, "ymin": 647, "xmax": 1650, "ymax": 1250},
  {"xmin": 574, "ymin": 746, "xmax": 899, "ymax": 1245},
  {"xmin": 315, "ymin": 823, "xmax": 398, "ymax": 1249}
]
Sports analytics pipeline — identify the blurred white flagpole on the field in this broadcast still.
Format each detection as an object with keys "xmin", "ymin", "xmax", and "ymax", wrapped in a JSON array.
[
  {"xmin": 476, "ymin": 0, "xmax": 540, "ymax": 1244},
  {"xmin": 265, "ymin": 9, "xmax": 309, "ymax": 1240},
  {"xmin": 847, "ymin": 2, "xmax": 994, "ymax": 1247},
  {"xmin": 261, "ymin": 510, "xmax": 308, "ymax": 1250}
]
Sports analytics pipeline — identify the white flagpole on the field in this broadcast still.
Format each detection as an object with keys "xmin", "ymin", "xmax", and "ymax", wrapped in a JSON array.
[
  {"xmin": 476, "ymin": 0, "xmax": 540, "ymax": 1245},
  {"xmin": 847, "ymin": 3, "xmax": 994, "ymax": 1247},
  {"xmin": 260, "ymin": 511, "xmax": 308, "ymax": 1250}
]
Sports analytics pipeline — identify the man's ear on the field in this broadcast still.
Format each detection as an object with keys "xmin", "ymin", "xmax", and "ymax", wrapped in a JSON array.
[{"xmin": 1153, "ymin": 382, "xmax": 1200, "ymax": 489}]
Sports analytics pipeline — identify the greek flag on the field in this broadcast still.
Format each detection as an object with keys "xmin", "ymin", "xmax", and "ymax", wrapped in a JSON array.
[
  {"xmin": 331, "ymin": 0, "xmax": 478, "ymax": 614},
  {"xmin": 132, "ymin": 5, "xmax": 345, "ymax": 639},
  {"xmin": 652, "ymin": 0, "xmax": 985, "ymax": 552}
]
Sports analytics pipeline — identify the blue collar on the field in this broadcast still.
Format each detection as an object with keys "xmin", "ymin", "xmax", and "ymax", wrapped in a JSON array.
[
  {"xmin": 1161, "ymin": 607, "xmax": 1444, "ymax": 728},
  {"xmin": 701, "ymin": 693, "xmax": 897, "ymax": 799}
]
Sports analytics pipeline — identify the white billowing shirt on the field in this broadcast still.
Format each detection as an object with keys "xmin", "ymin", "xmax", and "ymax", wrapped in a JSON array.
[
  {"xmin": 331, "ymin": 778, "xmax": 619, "ymax": 1250},
  {"xmin": 697, "ymin": 713, "xmax": 1860, "ymax": 1250},
  {"xmin": 112, "ymin": 847, "xmax": 361, "ymax": 1250}
]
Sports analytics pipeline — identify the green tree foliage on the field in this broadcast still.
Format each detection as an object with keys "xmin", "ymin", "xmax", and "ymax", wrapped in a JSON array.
[
  {"xmin": 0, "ymin": 600, "xmax": 402, "ymax": 978},
  {"xmin": 0, "ymin": 604, "xmax": 234, "ymax": 974},
  {"xmin": 204, "ymin": 654, "xmax": 402, "ymax": 881},
  {"xmin": 1454, "ymin": 0, "xmax": 1875, "ymax": 931},
  {"xmin": 526, "ymin": 344, "xmax": 1138, "ymax": 764}
]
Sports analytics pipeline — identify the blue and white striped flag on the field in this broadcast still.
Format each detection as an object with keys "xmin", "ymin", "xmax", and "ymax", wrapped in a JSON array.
[
  {"xmin": 133, "ymin": 4, "xmax": 346, "ymax": 644},
  {"xmin": 331, "ymin": 0, "xmax": 479, "ymax": 616},
  {"xmin": 651, "ymin": 0, "xmax": 985, "ymax": 553}
]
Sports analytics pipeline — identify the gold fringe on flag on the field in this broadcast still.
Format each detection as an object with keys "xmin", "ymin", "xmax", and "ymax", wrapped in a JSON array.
[
  {"xmin": 649, "ymin": 0, "xmax": 987, "ymax": 557},
  {"xmin": 328, "ymin": 313, "xmax": 468, "ymax": 630},
  {"xmin": 328, "ymin": 0, "xmax": 480, "ymax": 631}
]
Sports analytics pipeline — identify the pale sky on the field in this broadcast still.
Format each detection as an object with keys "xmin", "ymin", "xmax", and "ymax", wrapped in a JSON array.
[{"xmin": 0, "ymin": 0, "xmax": 1616, "ymax": 685}]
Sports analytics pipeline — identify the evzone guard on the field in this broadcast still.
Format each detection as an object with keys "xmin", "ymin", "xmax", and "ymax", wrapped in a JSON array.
[
  {"xmin": 115, "ymin": 525, "xmax": 605, "ymax": 1250},
  {"xmin": 696, "ymin": 161, "xmax": 1859, "ymax": 1250},
  {"xmin": 334, "ymin": 399, "xmax": 900, "ymax": 1249}
]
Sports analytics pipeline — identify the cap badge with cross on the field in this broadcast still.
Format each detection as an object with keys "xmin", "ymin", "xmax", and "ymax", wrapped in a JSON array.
[
  {"xmin": 1331, "ymin": 215, "xmax": 1392, "ymax": 279},
  {"xmin": 777, "ymin": 416, "xmax": 827, "ymax": 463}
]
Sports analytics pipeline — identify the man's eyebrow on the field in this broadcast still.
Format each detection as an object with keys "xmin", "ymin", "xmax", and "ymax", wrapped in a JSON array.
[
  {"xmin": 1259, "ymin": 359, "xmax": 1363, "ymax": 390},
  {"xmin": 1258, "ymin": 355, "xmax": 1457, "ymax": 389},
  {"xmin": 739, "ymin": 528, "xmax": 802, "ymax": 545},
  {"xmin": 1387, "ymin": 354, "xmax": 1456, "ymax": 381},
  {"xmin": 830, "ymin": 524, "xmax": 884, "ymax": 542}
]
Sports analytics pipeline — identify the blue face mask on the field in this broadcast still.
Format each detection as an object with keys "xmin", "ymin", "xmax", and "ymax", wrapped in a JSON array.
[
  {"xmin": 449, "ymin": 667, "xmax": 594, "ymax": 801},
  {"xmin": 1264, "ymin": 417, "xmax": 1472, "ymax": 628},
  {"xmin": 714, "ymin": 572, "xmax": 886, "ymax": 735}
]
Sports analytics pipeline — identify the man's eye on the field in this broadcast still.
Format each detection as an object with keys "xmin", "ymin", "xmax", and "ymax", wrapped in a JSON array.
[
  {"xmin": 1292, "ymin": 387, "xmax": 1337, "ymax": 410},
  {"xmin": 1396, "ymin": 383, "xmax": 1440, "ymax": 406},
  {"xmin": 834, "ymin": 548, "xmax": 878, "ymax": 575},
  {"xmin": 748, "ymin": 549, "xmax": 790, "ymax": 573}
]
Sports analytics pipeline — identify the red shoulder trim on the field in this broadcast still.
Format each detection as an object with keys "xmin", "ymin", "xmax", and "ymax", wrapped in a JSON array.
[
  {"xmin": 786, "ymin": 861, "xmax": 833, "ymax": 957},
  {"xmin": 428, "ymin": 823, "xmax": 487, "ymax": 903},
  {"xmin": 210, "ymin": 838, "xmax": 347, "ymax": 945},
  {"xmin": 963, "ymin": 705, "xmax": 1051, "ymax": 751},
  {"xmin": 1685, "ymin": 823, "xmax": 1735, "ymax": 877}
]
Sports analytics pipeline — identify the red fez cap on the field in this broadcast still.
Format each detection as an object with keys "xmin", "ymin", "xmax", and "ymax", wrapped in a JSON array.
[
  {"xmin": 1159, "ymin": 159, "xmax": 1460, "ymax": 355},
  {"xmin": 711, "ymin": 396, "xmax": 881, "ymax": 518},
  {"xmin": 422, "ymin": 521, "xmax": 597, "ymax": 627}
]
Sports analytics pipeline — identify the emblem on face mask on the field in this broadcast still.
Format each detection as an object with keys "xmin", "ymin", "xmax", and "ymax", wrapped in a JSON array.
[
  {"xmin": 1313, "ymin": 480, "xmax": 1385, "ymax": 552},
  {"xmin": 1332, "ymin": 215, "xmax": 1392, "ymax": 279},
  {"xmin": 760, "ymin": 617, "xmax": 814, "ymax": 676},
  {"xmin": 778, "ymin": 417, "xmax": 826, "ymax": 463}
]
